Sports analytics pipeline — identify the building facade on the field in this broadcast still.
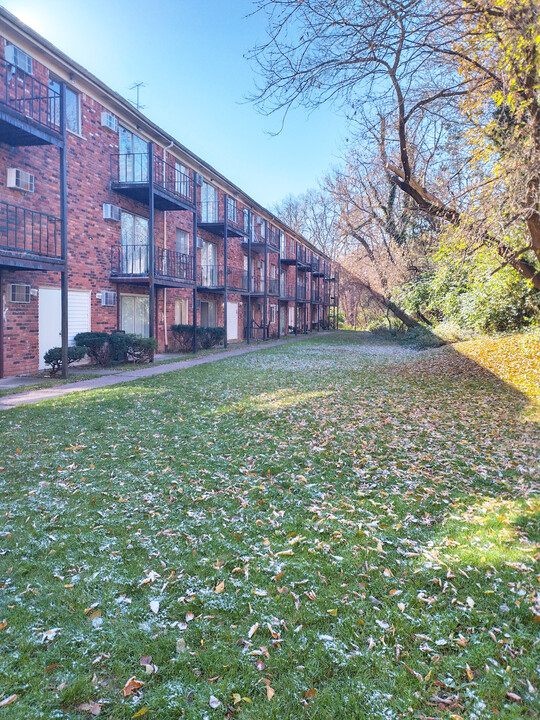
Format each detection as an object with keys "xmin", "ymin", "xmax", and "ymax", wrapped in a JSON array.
[{"xmin": 0, "ymin": 9, "xmax": 338, "ymax": 378}]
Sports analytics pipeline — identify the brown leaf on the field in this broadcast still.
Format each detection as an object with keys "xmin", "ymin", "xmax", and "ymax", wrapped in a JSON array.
[
  {"xmin": 0, "ymin": 695, "xmax": 18, "ymax": 708},
  {"xmin": 215, "ymin": 581, "xmax": 225, "ymax": 594},
  {"xmin": 122, "ymin": 676, "xmax": 144, "ymax": 697},
  {"xmin": 77, "ymin": 701, "xmax": 102, "ymax": 716},
  {"xmin": 139, "ymin": 655, "xmax": 152, "ymax": 667},
  {"xmin": 304, "ymin": 688, "xmax": 317, "ymax": 701},
  {"xmin": 505, "ymin": 692, "xmax": 522, "ymax": 703}
]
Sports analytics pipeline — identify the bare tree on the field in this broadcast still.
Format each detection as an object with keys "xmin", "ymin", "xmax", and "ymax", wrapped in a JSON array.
[{"xmin": 248, "ymin": 0, "xmax": 540, "ymax": 289}]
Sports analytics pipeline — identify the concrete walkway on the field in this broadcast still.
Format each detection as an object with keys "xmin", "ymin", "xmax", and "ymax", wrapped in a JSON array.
[{"xmin": 0, "ymin": 334, "xmax": 330, "ymax": 410}]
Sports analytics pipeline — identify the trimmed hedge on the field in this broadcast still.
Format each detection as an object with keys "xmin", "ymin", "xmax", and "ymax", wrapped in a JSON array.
[
  {"xmin": 170, "ymin": 324, "xmax": 225, "ymax": 352},
  {"xmin": 74, "ymin": 332, "xmax": 157, "ymax": 366},
  {"xmin": 43, "ymin": 345, "xmax": 87, "ymax": 375}
]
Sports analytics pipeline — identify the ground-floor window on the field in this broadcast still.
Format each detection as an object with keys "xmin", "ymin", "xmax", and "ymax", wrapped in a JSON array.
[
  {"xmin": 200, "ymin": 300, "xmax": 216, "ymax": 327},
  {"xmin": 270, "ymin": 304, "xmax": 276, "ymax": 324},
  {"xmin": 175, "ymin": 297, "xmax": 189, "ymax": 325},
  {"xmin": 120, "ymin": 294, "xmax": 149, "ymax": 337}
]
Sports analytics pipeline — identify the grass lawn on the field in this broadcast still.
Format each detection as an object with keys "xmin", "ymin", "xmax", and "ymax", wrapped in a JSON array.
[{"xmin": 0, "ymin": 331, "xmax": 538, "ymax": 719}]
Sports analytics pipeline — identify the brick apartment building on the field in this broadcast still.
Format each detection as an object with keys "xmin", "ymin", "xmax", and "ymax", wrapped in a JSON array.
[{"xmin": 0, "ymin": 8, "xmax": 338, "ymax": 379}]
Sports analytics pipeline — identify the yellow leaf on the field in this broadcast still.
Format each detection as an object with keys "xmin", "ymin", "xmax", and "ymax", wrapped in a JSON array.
[
  {"xmin": 327, "ymin": 608, "xmax": 338, "ymax": 616},
  {"xmin": 232, "ymin": 693, "xmax": 242, "ymax": 705},
  {"xmin": 266, "ymin": 684, "xmax": 275, "ymax": 701},
  {"xmin": 248, "ymin": 623, "xmax": 259, "ymax": 639},
  {"xmin": 132, "ymin": 708, "xmax": 148, "ymax": 718},
  {"xmin": 215, "ymin": 581, "xmax": 225, "ymax": 594},
  {"xmin": 466, "ymin": 664, "xmax": 474, "ymax": 681}
]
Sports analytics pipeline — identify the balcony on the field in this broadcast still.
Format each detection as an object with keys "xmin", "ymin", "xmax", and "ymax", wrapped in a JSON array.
[
  {"xmin": 280, "ymin": 282, "xmax": 296, "ymax": 301},
  {"xmin": 110, "ymin": 244, "xmax": 194, "ymax": 286},
  {"xmin": 280, "ymin": 245, "xmax": 297, "ymax": 265},
  {"xmin": 0, "ymin": 61, "xmax": 63, "ymax": 146},
  {"xmin": 268, "ymin": 277, "xmax": 279, "ymax": 296},
  {"xmin": 110, "ymin": 153, "xmax": 195, "ymax": 211},
  {"xmin": 311, "ymin": 258, "xmax": 322, "ymax": 275},
  {"xmin": 198, "ymin": 201, "xmax": 247, "ymax": 238},
  {"xmin": 311, "ymin": 291, "xmax": 322, "ymax": 303},
  {"xmin": 296, "ymin": 247, "xmax": 310, "ymax": 270},
  {"xmin": 297, "ymin": 284, "xmax": 307, "ymax": 301},
  {"xmin": 0, "ymin": 201, "xmax": 63, "ymax": 270},
  {"xmin": 197, "ymin": 265, "xmax": 250, "ymax": 293}
]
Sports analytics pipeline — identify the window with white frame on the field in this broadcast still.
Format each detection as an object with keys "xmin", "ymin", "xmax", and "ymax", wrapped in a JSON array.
[
  {"xmin": 119, "ymin": 125, "xmax": 147, "ymax": 181},
  {"xmin": 48, "ymin": 79, "xmax": 81, "ymax": 134},
  {"xmin": 121, "ymin": 211, "xmax": 149, "ymax": 274},
  {"xmin": 201, "ymin": 182, "xmax": 218, "ymax": 222},
  {"xmin": 175, "ymin": 297, "xmax": 189, "ymax": 325},
  {"xmin": 176, "ymin": 228, "xmax": 190, "ymax": 256},
  {"xmin": 175, "ymin": 161, "xmax": 190, "ymax": 197},
  {"xmin": 227, "ymin": 196, "xmax": 237, "ymax": 223},
  {"xmin": 270, "ymin": 305, "xmax": 276, "ymax": 324},
  {"xmin": 260, "ymin": 219, "xmax": 266, "ymax": 239},
  {"xmin": 200, "ymin": 300, "xmax": 216, "ymax": 328},
  {"xmin": 120, "ymin": 294, "xmax": 149, "ymax": 337}
]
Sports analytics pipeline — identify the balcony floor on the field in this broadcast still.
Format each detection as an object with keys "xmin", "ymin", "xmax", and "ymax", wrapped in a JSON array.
[
  {"xmin": 111, "ymin": 182, "xmax": 195, "ymax": 212},
  {"xmin": 0, "ymin": 106, "xmax": 63, "ymax": 147}
]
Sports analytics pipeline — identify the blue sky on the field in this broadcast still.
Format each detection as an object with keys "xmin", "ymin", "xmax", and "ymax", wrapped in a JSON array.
[{"xmin": 3, "ymin": 0, "xmax": 347, "ymax": 208}]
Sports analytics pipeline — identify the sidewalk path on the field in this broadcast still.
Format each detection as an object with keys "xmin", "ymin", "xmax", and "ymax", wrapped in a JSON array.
[{"xmin": 0, "ymin": 334, "xmax": 330, "ymax": 410}]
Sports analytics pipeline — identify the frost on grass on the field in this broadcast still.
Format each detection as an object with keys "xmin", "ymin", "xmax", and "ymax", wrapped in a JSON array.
[{"xmin": 0, "ymin": 331, "xmax": 538, "ymax": 719}]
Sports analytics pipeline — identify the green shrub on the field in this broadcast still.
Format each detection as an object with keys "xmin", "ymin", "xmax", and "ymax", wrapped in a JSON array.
[
  {"xmin": 124, "ymin": 334, "xmax": 157, "ymax": 363},
  {"xmin": 170, "ymin": 324, "xmax": 225, "ymax": 352},
  {"xmin": 74, "ymin": 332, "xmax": 111, "ymax": 366},
  {"xmin": 43, "ymin": 345, "xmax": 87, "ymax": 375}
]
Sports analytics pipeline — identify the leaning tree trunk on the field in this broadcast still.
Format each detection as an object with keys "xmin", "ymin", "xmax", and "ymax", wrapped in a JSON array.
[{"xmin": 339, "ymin": 272, "xmax": 420, "ymax": 328}]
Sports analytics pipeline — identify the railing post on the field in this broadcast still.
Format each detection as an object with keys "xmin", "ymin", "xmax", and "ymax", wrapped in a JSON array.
[
  {"xmin": 148, "ymin": 142, "xmax": 155, "ymax": 345},
  {"xmin": 59, "ymin": 82, "xmax": 69, "ymax": 379},
  {"xmin": 192, "ymin": 171, "xmax": 198, "ymax": 354},
  {"xmin": 246, "ymin": 211, "xmax": 252, "ymax": 345},
  {"xmin": 223, "ymin": 195, "xmax": 228, "ymax": 349}
]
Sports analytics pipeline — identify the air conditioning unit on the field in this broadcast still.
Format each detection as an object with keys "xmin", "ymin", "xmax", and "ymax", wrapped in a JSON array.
[
  {"xmin": 103, "ymin": 204, "xmax": 121, "ymax": 221},
  {"xmin": 101, "ymin": 112, "xmax": 118, "ymax": 132},
  {"xmin": 196, "ymin": 237, "xmax": 203, "ymax": 249},
  {"xmin": 101, "ymin": 290, "xmax": 117, "ymax": 307},
  {"xmin": 195, "ymin": 173, "xmax": 203, "ymax": 186},
  {"xmin": 7, "ymin": 168, "xmax": 35, "ymax": 192},
  {"xmin": 5, "ymin": 44, "xmax": 33, "ymax": 74},
  {"xmin": 9, "ymin": 283, "xmax": 31, "ymax": 303},
  {"xmin": 256, "ymin": 216, "xmax": 263, "ymax": 225}
]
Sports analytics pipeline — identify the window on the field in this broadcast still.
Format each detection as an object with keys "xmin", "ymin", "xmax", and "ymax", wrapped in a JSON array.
[
  {"xmin": 121, "ymin": 211, "xmax": 149, "ymax": 274},
  {"xmin": 200, "ymin": 300, "xmax": 216, "ymax": 328},
  {"xmin": 227, "ymin": 197, "xmax": 237, "ymax": 223},
  {"xmin": 48, "ymin": 79, "xmax": 80, "ymax": 134},
  {"xmin": 270, "ymin": 305, "xmax": 276, "ymax": 324},
  {"xmin": 260, "ymin": 219, "xmax": 266, "ymax": 239},
  {"xmin": 243, "ymin": 208, "xmax": 250, "ymax": 234},
  {"xmin": 200, "ymin": 240, "xmax": 217, "ymax": 285},
  {"xmin": 119, "ymin": 125, "xmax": 147, "ymax": 181},
  {"xmin": 176, "ymin": 229, "xmax": 190, "ymax": 256},
  {"xmin": 175, "ymin": 298, "xmax": 189, "ymax": 325},
  {"xmin": 270, "ymin": 265, "xmax": 277, "ymax": 279},
  {"xmin": 201, "ymin": 182, "xmax": 218, "ymax": 222},
  {"xmin": 279, "ymin": 231, "xmax": 286, "ymax": 256},
  {"xmin": 120, "ymin": 295, "xmax": 149, "ymax": 337},
  {"xmin": 6, "ymin": 44, "xmax": 33, "ymax": 74},
  {"xmin": 175, "ymin": 162, "xmax": 190, "ymax": 198}
]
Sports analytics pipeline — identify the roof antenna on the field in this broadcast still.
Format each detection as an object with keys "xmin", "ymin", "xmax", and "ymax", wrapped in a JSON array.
[{"xmin": 128, "ymin": 82, "xmax": 146, "ymax": 111}]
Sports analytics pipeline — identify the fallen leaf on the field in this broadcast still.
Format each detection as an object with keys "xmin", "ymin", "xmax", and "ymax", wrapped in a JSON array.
[
  {"xmin": 122, "ymin": 677, "xmax": 144, "ymax": 697},
  {"xmin": 132, "ymin": 707, "xmax": 148, "ymax": 718},
  {"xmin": 209, "ymin": 695, "xmax": 221, "ymax": 708},
  {"xmin": 77, "ymin": 701, "xmax": 101, "ymax": 716},
  {"xmin": 465, "ymin": 664, "xmax": 474, "ymax": 681},
  {"xmin": 505, "ymin": 692, "xmax": 522, "ymax": 703},
  {"xmin": 215, "ymin": 581, "xmax": 225, "ymax": 594},
  {"xmin": 0, "ymin": 695, "xmax": 18, "ymax": 708},
  {"xmin": 248, "ymin": 622, "xmax": 259, "ymax": 639},
  {"xmin": 304, "ymin": 688, "xmax": 317, "ymax": 701}
]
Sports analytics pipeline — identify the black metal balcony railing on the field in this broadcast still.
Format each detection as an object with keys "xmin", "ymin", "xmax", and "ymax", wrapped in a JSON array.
[
  {"xmin": 311, "ymin": 291, "xmax": 322, "ymax": 303},
  {"xmin": 155, "ymin": 248, "xmax": 193, "ymax": 281},
  {"xmin": 311, "ymin": 258, "xmax": 320, "ymax": 273},
  {"xmin": 197, "ymin": 265, "xmax": 251, "ymax": 292},
  {"xmin": 267, "ymin": 227, "xmax": 280, "ymax": 250},
  {"xmin": 1, "ymin": 60, "xmax": 61, "ymax": 133},
  {"xmin": 297, "ymin": 284, "xmax": 307, "ymax": 300},
  {"xmin": 110, "ymin": 244, "xmax": 192, "ymax": 281},
  {"xmin": 268, "ymin": 277, "xmax": 279, "ymax": 295},
  {"xmin": 199, "ymin": 200, "xmax": 244, "ymax": 232},
  {"xmin": 111, "ymin": 153, "xmax": 193, "ymax": 204},
  {"xmin": 0, "ymin": 201, "xmax": 61, "ymax": 257}
]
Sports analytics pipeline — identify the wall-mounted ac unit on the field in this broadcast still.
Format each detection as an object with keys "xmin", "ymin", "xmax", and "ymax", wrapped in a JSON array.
[
  {"xmin": 9, "ymin": 283, "xmax": 31, "ymax": 303},
  {"xmin": 103, "ymin": 204, "xmax": 121, "ymax": 221},
  {"xmin": 256, "ymin": 216, "xmax": 263, "ymax": 225},
  {"xmin": 101, "ymin": 290, "xmax": 117, "ymax": 307},
  {"xmin": 195, "ymin": 173, "xmax": 203, "ymax": 186},
  {"xmin": 5, "ymin": 44, "xmax": 33, "ymax": 75},
  {"xmin": 101, "ymin": 112, "xmax": 118, "ymax": 132},
  {"xmin": 7, "ymin": 168, "xmax": 35, "ymax": 192},
  {"xmin": 196, "ymin": 237, "xmax": 203, "ymax": 249}
]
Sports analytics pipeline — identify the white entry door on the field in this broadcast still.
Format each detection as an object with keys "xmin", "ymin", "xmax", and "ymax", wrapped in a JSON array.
[
  {"xmin": 227, "ymin": 301, "xmax": 238, "ymax": 341},
  {"xmin": 39, "ymin": 288, "xmax": 91, "ymax": 369}
]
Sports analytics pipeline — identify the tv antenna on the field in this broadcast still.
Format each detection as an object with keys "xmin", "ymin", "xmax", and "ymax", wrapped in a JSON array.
[{"xmin": 129, "ymin": 82, "xmax": 147, "ymax": 111}]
